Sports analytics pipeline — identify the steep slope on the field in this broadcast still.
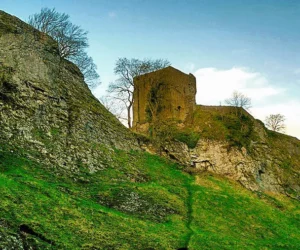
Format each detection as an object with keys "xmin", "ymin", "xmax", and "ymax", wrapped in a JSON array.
[
  {"xmin": 190, "ymin": 174, "xmax": 300, "ymax": 249},
  {"xmin": 161, "ymin": 105, "xmax": 300, "ymax": 198},
  {"xmin": 0, "ymin": 10, "xmax": 189, "ymax": 249},
  {"xmin": 0, "ymin": 147, "xmax": 192, "ymax": 249},
  {"xmin": 0, "ymin": 10, "xmax": 139, "ymax": 173},
  {"xmin": 1, "ymin": 147, "xmax": 299, "ymax": 249},
  {"xmin": 0, "ymin": 10, "xmax": 299, "ymax": 250}
]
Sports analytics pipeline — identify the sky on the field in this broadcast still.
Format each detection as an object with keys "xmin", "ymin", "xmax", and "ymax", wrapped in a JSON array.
[{"xmin": 1, "ymin": 0, "xmax": 300, "ymax": 138}]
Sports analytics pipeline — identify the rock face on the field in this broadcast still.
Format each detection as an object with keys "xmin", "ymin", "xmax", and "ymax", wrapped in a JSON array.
[
  {"xmin": 190, "ymin": 139, "xmax": 281, "ymax": 192},
  {"xmin": 132, "ymin": 64, "xmax": 300, "ymax": 196},
  {"xmin": 164, "ymin": 128, "xmax": 300, "ymax": 197},
  {"xmin": 0, "ymin": 10, "xmax": 299, "ymax": 198},
  {"xmin": 0, "ymin": 11, "xmax": 139, "ymax": 172},
  {"xmin": 133, "ymin": 66, "xmax": 196, "ymax": 134}
]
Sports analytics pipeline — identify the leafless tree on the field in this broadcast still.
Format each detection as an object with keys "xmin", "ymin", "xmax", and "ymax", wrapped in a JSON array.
[
  {"xmin": 99, "ymin": 96, "xmax": 127, "ymax": 123},
  {"xmin": 107, "ymin": 58, "xmax": 170, "ymax": 128},
  {"xmin": 71, "ymin": 51, "xmax": 100, "ymax": 87},
  {"xmin": 265, "ymin": 114, "xmax": 286, "ymax": 132},
  {"xmin": 225, "ymin": 91, "xmax": 252, "ymax": 110},
  {"xmin": 28, "ymin": 8, "xmax": 99, "ymax": 87},
  {"xmin": 28, "ymin": 8, "xmax": 68, "ymax": 34}
]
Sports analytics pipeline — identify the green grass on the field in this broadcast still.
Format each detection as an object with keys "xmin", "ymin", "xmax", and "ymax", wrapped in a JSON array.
[
  {"xmin": 139, "ymin": 105, "xmax": 258, "ymax": 150},
  {"xmin": 0, "ymin": 147, "xmax": 299, "ymax": 249},
  {"xmin": 191, "ymin": 105, "xmax": 258, "ymax": 150},
  {"xmin": 173, "ymin": 130, "xmax": 201, "ymax": 148},
  {"xmin": 189, "ymin": 174, "xmax": 300, "ymax": 249},
  {"xmin": 0, "ymin": 147, "xmax": 192, "ymax": 249}
]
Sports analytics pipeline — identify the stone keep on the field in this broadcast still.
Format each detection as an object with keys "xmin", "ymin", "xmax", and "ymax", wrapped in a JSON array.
[{"xmin": 133, "ymin": 66, "xmax": 197, "ymax": 133}]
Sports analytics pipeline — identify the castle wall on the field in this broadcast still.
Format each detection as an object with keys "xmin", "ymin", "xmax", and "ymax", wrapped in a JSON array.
[{"xmin": 133, "ymin": 66, "xmax": 196, "ymax": 134}]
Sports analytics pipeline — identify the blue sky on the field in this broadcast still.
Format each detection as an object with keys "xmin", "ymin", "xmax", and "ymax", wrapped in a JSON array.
[{"xmin": 1, "ymin": 0, "xmax": 300, "ymax": 138}]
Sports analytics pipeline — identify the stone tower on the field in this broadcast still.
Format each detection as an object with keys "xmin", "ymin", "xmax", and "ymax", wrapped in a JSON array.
[{"xmin": 132, "ymin": 66, "xmax": 196, "ymax": 134}]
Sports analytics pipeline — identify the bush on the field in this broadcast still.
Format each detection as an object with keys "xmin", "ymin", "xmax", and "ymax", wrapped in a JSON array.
[
  {"xmin": 212, "ymin": 113, "xmax": 256, "ymax": 150},
  {"xmin": 173, "ymin": 131, "xmax": 201, "ymax": 148}
]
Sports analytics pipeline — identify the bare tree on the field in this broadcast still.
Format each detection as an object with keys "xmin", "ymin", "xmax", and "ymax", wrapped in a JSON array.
[
  {"xmin": 265, "ymin": 114, "xmax": 286, "ymax": 132},
  {"xmin": 28, "ymin": 8, "xmax": 69, "ymax": 33},
  {"xmin": 71, "ymin": 51, "xmax": 100, "ymax": 87},
  {"xmin": 28, "ymin": 8, "xmax": 99, "ymax": 87},
  {"xmin": 28, "ymin": 8, "xmax": 88, "ymax": 58},
  {"xmin": 107, "ymin": 58, "xmax": 170, "ymax": 128},
  {"xmin": 99, "ymin": 96, "xmax": 127, "ymax": 123},
  {"xmin": 225, "ymin": 91, "xmax": 252, "ymax": 110}
]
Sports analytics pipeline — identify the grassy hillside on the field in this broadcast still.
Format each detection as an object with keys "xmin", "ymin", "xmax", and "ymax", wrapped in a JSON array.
[
  {"xmin": 0, "ymin": 145, "xmax": 299, "ymax": 249},
  {"xmin": 156, "ymin": 105, "xmax": 258, "ymax": 150},
  {"xmin": 190, "ymin": 175, "xmax": 300, "ymax": 249},
  {"xmin": 191, "ymin": 105, "xmax": 258, "ymax": 150}
]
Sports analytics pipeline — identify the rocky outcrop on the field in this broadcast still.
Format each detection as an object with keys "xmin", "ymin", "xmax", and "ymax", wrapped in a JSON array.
[
  {"xmin": 0, "ymin": 10, "xmax": 299, "ymax": 198},
  {"xmin": 163, "ymin": 133, "xmax": 300, "ymax": 197},
  {"xmin": 135, "ymin": 100, "xmax": 300, "ymax": 197},
  {"xmin": 190, "ymin": 139, "xmax": 282, "ymax": 192},
  {"xmin": 0, "ymin": 11, "xmax": 139, "ymax": 172}
]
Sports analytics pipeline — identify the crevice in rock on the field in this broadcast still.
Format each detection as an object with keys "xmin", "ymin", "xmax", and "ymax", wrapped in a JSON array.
[{"xmin": 19, "ymin": 224, "xmax": 55, "ymax": 246}]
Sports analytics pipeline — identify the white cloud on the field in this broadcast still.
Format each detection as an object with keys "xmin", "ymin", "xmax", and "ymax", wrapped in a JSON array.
[
  {"xmin": 194, "ymin": 67, "xmax": 299, "ymax": 139},
  {"xmin": 108, "ymin": 11, "xmax": 117, "ymax": 18},
  {"xmin": 194, "ymin": 67, "xmax": 283, "ymax": 105},
  {"xmin": 241, "ymin": 87, "xmax": 283, "ymax": 101},
  {"xmin": 252, "ymin": 101, "xmax": 300, "ymax": 139}
]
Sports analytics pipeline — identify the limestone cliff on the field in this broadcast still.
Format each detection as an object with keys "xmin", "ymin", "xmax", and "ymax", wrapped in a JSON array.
[
  {"xmin": 0, "ymin": 10, "xmax": 139, "ymax": 172},
  {"xmin": 132, "ymin": 65, "xmax": 300, "ymax": 197},
  {"xmin": 0, "ymin": 10, "xmax": 299, "ymax": 249},
  {"xmin": 160, "ymin": 106, "xmax": 300, "ymax": 198}
]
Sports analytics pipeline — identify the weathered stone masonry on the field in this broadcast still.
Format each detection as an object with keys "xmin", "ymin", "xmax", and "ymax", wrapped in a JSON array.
[{"xmin": 132, "ymin": 66, "xmax": 196, "ymax": 133}]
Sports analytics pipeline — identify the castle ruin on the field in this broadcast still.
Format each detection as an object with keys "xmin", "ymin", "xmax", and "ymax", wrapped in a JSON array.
[{"xmin": 132, "ymin": 66, "xmax": 197, "ymax": 134}]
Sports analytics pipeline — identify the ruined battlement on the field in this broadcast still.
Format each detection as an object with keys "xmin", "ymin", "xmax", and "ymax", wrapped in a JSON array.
[{"xmin": 132, "ymin": 66, "xmax": 196, "ymax": 134}]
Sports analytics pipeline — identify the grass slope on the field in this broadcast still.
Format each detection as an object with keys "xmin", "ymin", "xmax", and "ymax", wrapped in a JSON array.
[
  {"xmin": 0, "ymin": 146, "xmax": 299, "ymax": 249},
  {"xmin": 190, "ymin": 175, "xmax": 300, "ymax": 249},
  {"xmin": 0, "ymin": 146, "xmax": 191, "ymax": 249}
]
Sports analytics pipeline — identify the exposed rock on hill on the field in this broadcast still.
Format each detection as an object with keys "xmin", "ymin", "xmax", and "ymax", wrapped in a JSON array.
[
  {"xmin": 160, "ymin": 106, "xmax": 300, "ymax": 198},
  {"xmin": 0, "ymin": 10, "xmax": 299, "ymax": 249},
  {"xmin": 131, "ymin": 64, "xmax": 299, "ymax": 197},
  {"xmin": 0, "ymin": 10, "xmax": 139, "ymax": 172}
]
